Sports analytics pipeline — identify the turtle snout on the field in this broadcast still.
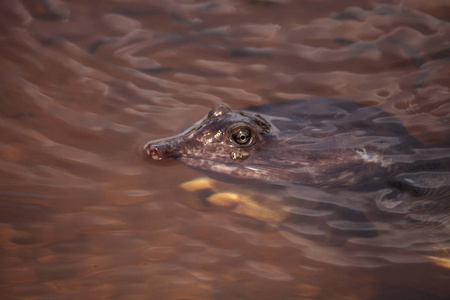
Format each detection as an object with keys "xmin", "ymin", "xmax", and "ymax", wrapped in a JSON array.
[{"xmin": 144, "ymin": 140, "xmax": 182, "ymax": 160}]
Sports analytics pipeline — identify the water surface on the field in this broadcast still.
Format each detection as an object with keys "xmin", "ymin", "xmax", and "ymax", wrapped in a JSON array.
[{"xmin": 1, "ymin": 0, "xmax": 449, "ymax": 299}]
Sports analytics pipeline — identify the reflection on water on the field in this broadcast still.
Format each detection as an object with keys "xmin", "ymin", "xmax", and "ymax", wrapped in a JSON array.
[{"xmin": 1, "ymin": 0, "xmax": 449, "ymax": 299}]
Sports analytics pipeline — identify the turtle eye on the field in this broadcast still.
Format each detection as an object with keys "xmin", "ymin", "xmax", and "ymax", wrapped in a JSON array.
[{"xmin": 231, "ymin": 128, "xmax": 252, "ymax": 145}]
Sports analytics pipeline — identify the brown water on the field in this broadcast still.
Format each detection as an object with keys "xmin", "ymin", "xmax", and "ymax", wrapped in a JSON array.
[{"xmin": 1, "ymin": 0, "xmax": 449, "ymax": 299}]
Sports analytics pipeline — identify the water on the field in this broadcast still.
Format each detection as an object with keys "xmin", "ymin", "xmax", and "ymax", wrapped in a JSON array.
[{"xmin": 1, "ymin": 0, "xmax": 449, "ymax": 299}]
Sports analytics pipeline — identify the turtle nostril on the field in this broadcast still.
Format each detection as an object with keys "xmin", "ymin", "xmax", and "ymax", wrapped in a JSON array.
[
  {"xmin": 150, "ymin": 147, "xmax": 159, "ymax": 160},
  {"xmin": 145, "ymin": 144, "xmax": 160, "ymax": 160}
]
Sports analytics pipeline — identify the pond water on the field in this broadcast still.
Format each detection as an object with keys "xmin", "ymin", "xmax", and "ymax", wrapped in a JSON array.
[{"xmin": 0, "ymin": 0, "xmax": 449, "ymax": 299}]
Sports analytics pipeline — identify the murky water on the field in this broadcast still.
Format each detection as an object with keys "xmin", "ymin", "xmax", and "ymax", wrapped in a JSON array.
[{"xmin": 1, "ymin": 0, "xmax": 449, "ymax": 299}]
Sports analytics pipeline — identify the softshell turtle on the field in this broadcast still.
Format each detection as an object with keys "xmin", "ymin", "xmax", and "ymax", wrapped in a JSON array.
[{"xmin": 144, "ymin": 98, "xmax": 449, "ymax": 192}]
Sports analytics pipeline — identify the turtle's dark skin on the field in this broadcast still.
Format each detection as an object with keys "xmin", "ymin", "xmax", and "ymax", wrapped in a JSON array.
[{"xmin": 144, "ymin": 98, "xmax": 449, "ymax": 192}]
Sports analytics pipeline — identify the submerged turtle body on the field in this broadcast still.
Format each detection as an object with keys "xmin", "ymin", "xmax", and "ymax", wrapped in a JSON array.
[{"xmin": 144, "ymin": 98, "xmax": 448, "ymax": 190}]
